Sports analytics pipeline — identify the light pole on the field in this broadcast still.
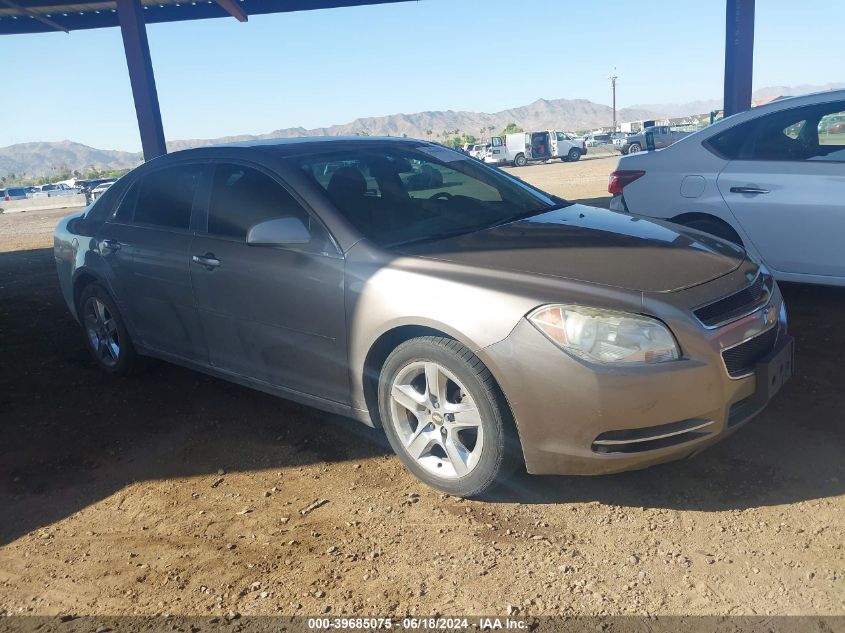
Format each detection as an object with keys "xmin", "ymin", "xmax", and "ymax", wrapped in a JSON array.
[{"xmin": 609, "ymin": 69, "xmax": 618, "ymax": 132}]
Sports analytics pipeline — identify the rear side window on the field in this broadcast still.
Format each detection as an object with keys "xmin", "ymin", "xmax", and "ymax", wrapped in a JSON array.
[
  {"xmin": 132, "ymin": 164, "xmax": 203, "ymax": 229},
  {"xmin": 704, "ymin": 121, "xmax": 754, "ymax": 159},
  {"xmin": 706, "ymin": 101, "xmax": 845, "ymax": 162},
  {"xmin": 207, "ymin": 163, "xmax": 328, "ymax": 248}
]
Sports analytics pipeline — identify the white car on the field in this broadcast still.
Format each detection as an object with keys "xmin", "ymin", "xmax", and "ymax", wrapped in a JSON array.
[
  {"xmin": 90, "ymin": 181, "xmax": 115, "ymax": 201},
  {"xmin": 609, "ymin": 89, "xmax": 845, "ymax": 287}
]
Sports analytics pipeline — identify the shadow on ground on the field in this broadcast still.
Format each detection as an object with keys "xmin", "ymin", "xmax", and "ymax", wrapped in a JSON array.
[{"xmin": 1, "ymin": 249, "xmax": 843, "ymax": 545}]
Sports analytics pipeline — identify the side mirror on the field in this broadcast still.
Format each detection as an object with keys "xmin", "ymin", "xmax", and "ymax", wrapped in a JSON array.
[{"xmin": 246, "ymin": 217, "xmax": 310, "ymax": 246}]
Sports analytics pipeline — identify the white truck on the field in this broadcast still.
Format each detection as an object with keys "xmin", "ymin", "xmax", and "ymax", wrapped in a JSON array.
[
  {"xmin": 33, "ymin": 183, "xmax": 78, "ymax": 198},
  {"xmin": 484, "ymin": 130, "xmax": 586, "ymax": 166}
]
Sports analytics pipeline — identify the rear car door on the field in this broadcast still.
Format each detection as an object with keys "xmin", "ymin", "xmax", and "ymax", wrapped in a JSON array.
[
  {"xmin": 654, "ymin": 126, "xmax": 671, "ymax": 148},
  {"xmin": 189, "ymin": 162, "xmax": 348, "ymax": 403},
  {"xmin": 96, "ymin": 163, "xmax": 207, "ymax": 361},
  {"xmin": 714, "ymin": 100, "xmax": 845, "ymax": 278}
]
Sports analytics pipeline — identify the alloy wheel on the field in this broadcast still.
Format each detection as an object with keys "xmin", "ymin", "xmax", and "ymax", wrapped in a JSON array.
[
  {"xmin": 388, "ymin": 360, "xmax": 484, "ymax": 479},
  {"xmin": 83, "ymin": 296, "xmax": 120, "ymax": 367}
]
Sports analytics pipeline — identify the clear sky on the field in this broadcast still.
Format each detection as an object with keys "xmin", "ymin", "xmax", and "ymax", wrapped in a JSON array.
[{"xmin": 1, "ymin": 0, "xmax": 842, "ymax": 152}]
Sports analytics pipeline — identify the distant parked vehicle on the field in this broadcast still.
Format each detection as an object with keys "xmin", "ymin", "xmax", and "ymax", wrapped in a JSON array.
[
  {"xmin": 615, "ymin": 125, "xmax": 691, "ymax": 154},
  {"xmin": 585, "ymin": 134, "xmax": 612, "ymax": 147},
  {"xmin": 609, "ymin": 89, "xmax": 845, "ymax": 287},
  {"xmin": 1, "ymin": 187, "xmax": 29, "ymax": 201},
  {"xmin": 40, "ymin": 183, "xmax": 78, "ymax": 197},
  {"xmin": 90, "ymin": 181, "xmax": 115, "ymax": 201},
  {"xmin": 484, "ymin": 130, "xmax": 586, "ymax": 166},
  {"xmin": 464, "ymin": 143, "xmax": 489, "ymax": 160}
]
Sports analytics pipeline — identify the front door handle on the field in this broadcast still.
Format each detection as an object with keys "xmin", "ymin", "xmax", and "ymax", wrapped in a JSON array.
[
  {"xmin": 730, "ymin": 186, "xmax": 770, "ymax": 194},
  {"xmin": 100, "ymin": 239, "xmax": 121, "ymax": 253},
  {"xmin": 192, "ymin": 253, "xmax": 221, "ymax": 269}
]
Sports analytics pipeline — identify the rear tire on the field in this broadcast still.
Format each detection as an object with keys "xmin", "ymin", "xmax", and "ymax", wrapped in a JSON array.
[
  {"xmin": 513, "ymin": 153, "xmax": 527, "ymax": 167},
  {"xmin": 78, "ymin": 283, "xmax": 138, "ymax": 376},
  {"xmin": 678, "ymin": 216, "xmax": 743, "ymax": 245},
  {"xmin": 378, "ymin": 336, "xmax": 521, "ymax": 497}
]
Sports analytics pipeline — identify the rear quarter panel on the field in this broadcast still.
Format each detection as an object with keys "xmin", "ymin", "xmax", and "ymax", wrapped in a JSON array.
[{"xmin": 618, "ymin": 140, "xmax": 747, "ymax": 236}]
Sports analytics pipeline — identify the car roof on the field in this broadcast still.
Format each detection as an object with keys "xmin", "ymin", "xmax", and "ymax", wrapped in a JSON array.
[
  {"xmin": 715, "ymin": 88, "xmax": 845, "ymax": 128},
  {"xmin": 155, "ymin": 135, "xmax": 433, "ymax": 164}
]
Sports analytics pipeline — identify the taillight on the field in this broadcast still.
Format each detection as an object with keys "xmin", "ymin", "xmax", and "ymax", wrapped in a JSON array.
[
  {"xmin": 4, "ymin": 195, "xmax": 9, "ymax": 201},
  {"xmin": 608, "ymin": 170, "xmax": 645, "ymax": 195}
]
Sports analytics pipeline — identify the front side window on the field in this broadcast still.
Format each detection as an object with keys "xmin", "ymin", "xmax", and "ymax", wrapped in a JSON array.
[
  {"xmin": 133, "ymin": 164, "xmax": 203, "ymax": 229},
  {"xmin": 207, "ymin": 163, "xmax": 329, "ymax": 250},
  {"xmin": 294, "ymin": 144, "xmax": 560, "ymax": 247}
]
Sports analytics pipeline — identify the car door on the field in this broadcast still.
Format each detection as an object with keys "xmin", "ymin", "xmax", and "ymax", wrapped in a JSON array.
[
  {"xmin": 488, "ymin": 136, "xmax": 506, "ymax": 162},
  {"xmin": 189, "ymin": 161, "xmax": 348, "ymax": 403},
  {"xmin": 654, "ymin": 126, "xmax": 669, "ymax": 148},
  {"xmin": 97, "ymin": 162, "xmax": 207, "ymax": 360},
  {"xmin": 715, "ymin": 100, "xmax": 845, "ymax": 278}
]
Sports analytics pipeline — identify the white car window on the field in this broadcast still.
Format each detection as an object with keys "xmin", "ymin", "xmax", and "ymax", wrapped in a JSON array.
[{"xmin": 707, "ymin": 100, "xmax": 845, "ymax": 163}]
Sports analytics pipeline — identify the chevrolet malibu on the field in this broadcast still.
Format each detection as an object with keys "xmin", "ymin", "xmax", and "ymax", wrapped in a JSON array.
[{"xmin": 54, "ymin": 138, "xmax": 793, "ymax": 497}]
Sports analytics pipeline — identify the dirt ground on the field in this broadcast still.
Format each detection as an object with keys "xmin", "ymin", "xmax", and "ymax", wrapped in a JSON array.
[{"xmin": 0, "ymin": 159, "xmax": 843, "ymax": 618}]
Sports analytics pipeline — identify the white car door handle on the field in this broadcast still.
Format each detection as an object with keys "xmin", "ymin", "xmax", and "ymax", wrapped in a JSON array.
[
  {"xmin": 730, "ymin": 186, "xmax": 769, "ymax": 194},
  {"xmin": 192, "ymin": 254, "xmax": 221, "ymax": 269}
]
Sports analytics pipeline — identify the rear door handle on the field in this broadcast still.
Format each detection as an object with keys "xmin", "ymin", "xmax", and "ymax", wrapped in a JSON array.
[
  {"xmin": 192, "ymin": 253, "xmax": 221, "ymax": 269},
  {"xmin": 730, "ymin": 186, "xmax": 770, "ymax": 194}
]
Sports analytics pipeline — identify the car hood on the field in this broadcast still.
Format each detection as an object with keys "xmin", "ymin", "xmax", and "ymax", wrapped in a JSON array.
[{"xmin": 398, "ymin": 204, "xmax": 746, "ymax": 293}]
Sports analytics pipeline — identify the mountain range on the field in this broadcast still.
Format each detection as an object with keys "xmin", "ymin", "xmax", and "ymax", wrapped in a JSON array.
[{"xmin": 1, "ymin": 83, "xmax": 841, "ymax": 179}]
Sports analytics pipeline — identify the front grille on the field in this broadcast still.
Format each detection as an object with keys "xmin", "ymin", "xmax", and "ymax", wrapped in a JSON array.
[
  {"xmin": 694, "ymin": 273, "xmax": 771, "ymax": 327},
  {"xmin": 592, "ymin": 418, "xmax": 715, "ymax": 454},
  {"xmin": 722, "ymin": 326, "xmax": 778, "ymax": 378}
]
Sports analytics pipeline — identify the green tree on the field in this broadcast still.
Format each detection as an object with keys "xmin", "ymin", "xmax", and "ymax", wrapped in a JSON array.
[{"xmin": 500, "ymin": 122, "xmax": 523, "ymax": 135}]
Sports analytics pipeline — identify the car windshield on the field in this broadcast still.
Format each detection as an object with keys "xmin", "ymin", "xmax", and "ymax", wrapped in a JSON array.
[{"xmin": 293, "ymin": 144, "xmax": 562, "ymax": 247}]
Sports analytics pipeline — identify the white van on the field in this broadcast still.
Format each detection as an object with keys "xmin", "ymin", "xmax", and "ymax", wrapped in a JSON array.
[{"xmin": 484, "ymin": 130, "xmax": 586, "ymax": 166}]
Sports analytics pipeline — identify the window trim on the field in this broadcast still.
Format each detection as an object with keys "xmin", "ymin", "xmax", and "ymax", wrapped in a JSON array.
[{"xmin": 198, "ymin": 158, "xmax": 343, "ymax": 257}]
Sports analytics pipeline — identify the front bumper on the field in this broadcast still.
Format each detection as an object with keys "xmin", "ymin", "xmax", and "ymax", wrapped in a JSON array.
[{"xmin": 480, "ymin": 285, "xmax": 790, "ymax": 475}]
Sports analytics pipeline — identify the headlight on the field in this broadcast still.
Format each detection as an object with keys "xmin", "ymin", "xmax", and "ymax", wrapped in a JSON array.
[{"xmin": 528, "ymin": 304, "xmax": 680, "ymax": 364}]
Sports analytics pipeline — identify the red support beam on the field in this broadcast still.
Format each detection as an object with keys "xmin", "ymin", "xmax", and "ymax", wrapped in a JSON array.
[
  {"xmin": 116, "ymin": 0, "xmax": 167, "ymax": 161},
  {"xmin": 723, "ymin": 0, "xmax": 755, "ymax": 117}
]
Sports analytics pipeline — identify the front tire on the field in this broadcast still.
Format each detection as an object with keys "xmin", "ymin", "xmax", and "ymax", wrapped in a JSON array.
[
  {"xmin": 627, "ymin": 143, "xmax": 642, "ymax": 154},
  {"xmin": 567, "ymin": 148, "xmax": 581, "ymax": 162},
  {"xmin": 378, "ymin": 336, "xmax": 520, "ymax": 497},
  {"xmin": 79, "ymin": 283, "xmax": 138, "ymax": 376},
  {"xmin": 513, "ymin": 153, "xmax": 527, "ymax": 167}
]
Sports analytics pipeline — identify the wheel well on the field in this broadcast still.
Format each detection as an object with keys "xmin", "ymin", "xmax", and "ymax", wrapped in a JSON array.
[
  {"xmin": 362, "ymin": 326, "xmax": 448, "ymax": 427},
  {"xmin": 72, "ymin": 272, "xmax": 99, "ymax": 314},
  {"xmin": 669, "ymin": 212, "xmax": 742, "ymax": 244}
]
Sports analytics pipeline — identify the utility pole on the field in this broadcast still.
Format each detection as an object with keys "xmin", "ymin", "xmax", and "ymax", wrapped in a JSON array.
[{"xmin": 609, "ymin": 69, "xmax": 619, "ymax": 132}]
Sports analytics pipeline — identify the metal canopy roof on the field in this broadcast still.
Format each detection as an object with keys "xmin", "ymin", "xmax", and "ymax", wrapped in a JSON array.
[{"xmin": 0, "ymin": 0, "xmax": 412, "ymax": 34}]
